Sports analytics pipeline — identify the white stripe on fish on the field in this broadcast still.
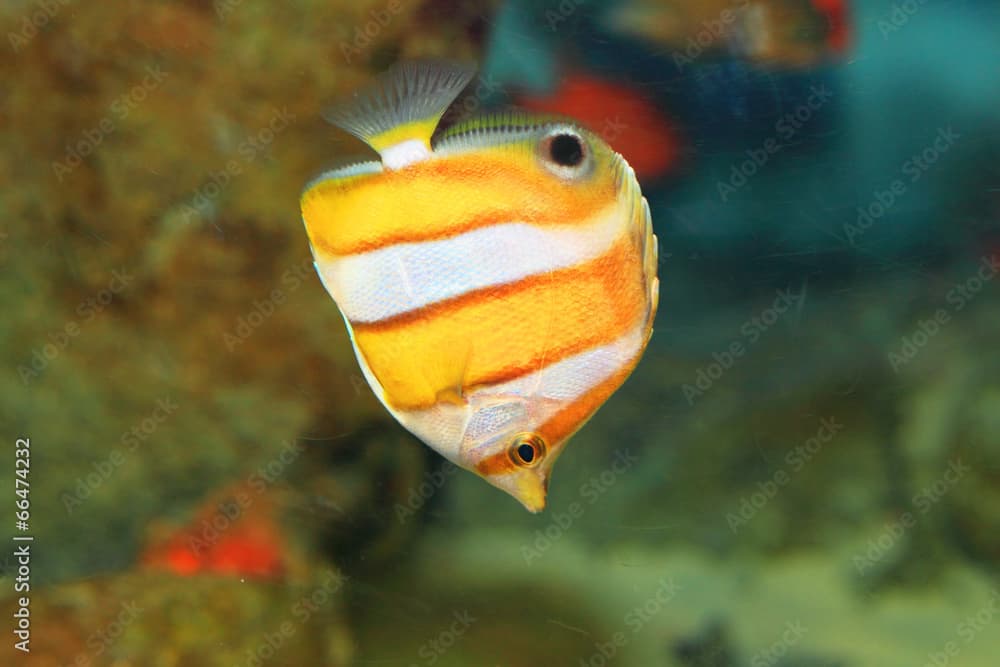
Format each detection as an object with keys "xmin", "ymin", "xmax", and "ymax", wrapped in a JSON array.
[{"xmin": 316, "ymin": 203, "xmax": 624, "ymax": 323}]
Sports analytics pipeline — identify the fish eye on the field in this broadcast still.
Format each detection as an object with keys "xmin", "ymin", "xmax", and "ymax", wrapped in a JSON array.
[
  {"xmin": 509, "ymin": 433, "xmax": 546, "ymax": 468},
  {"xmin": 549, "ymin": 133, "xmax": 584, "ymax": 166},
  {"xmin": 538, "ymin": 129, "xmax": 591, "ymax": 179}
]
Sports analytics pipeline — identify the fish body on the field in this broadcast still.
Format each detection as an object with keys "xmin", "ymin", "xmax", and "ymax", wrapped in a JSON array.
[{"xmin": 300, "ymin": 62, "xmax": 658, "ymax": 512}]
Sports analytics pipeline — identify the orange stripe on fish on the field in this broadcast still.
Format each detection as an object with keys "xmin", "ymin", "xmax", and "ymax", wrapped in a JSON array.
[
  {"xmin": 302, "ymin": 148, "xmax": 617, "ymax": 256},
  {"xmin": 474, "ymin": 448, "xmax": 520, "ymax": 477}
]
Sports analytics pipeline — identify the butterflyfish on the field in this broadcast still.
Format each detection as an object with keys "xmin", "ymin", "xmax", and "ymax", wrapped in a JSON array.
[{"xmin": 300, "ymin": 61, "xmax": 659, "ymax": 512}]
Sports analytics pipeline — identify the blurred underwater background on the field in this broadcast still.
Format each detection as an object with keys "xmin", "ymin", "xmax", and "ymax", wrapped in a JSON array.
[{"xmin": 1, "ymin": 0, "xmax": 999, "ymax": 665}]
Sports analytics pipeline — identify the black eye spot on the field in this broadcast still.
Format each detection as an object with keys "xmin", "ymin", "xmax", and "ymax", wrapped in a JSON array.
[
  {"xmin": 509, "ymin": 433, "xmax": 546, "ymax": 467},
  {"xmin": 549, "ymin": 133, "xmax": 584, "ymax": 167}
]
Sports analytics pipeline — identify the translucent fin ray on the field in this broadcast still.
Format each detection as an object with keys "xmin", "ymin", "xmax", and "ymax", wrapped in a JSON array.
[
  {"xmin": 323, "ymin": 60, "xmax": 476, "ymax": 156},
  {"xmin": 615, "ymin": 157, "xmax": 660, "ymax": 330}
]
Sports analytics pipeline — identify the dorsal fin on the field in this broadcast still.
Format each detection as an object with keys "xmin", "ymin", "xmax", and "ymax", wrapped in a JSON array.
[{"xmin": 324, "ymin": 60, "xmax": 476, "ymax": 170}]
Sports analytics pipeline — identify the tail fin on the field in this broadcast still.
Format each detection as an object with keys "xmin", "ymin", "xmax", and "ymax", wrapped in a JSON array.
[{"xmin": 324, "ymin": 60, "xmax": 476, "ymax": 169}]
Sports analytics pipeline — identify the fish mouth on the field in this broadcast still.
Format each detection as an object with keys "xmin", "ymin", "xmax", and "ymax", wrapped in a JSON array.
[{"xmin": 510, "ymin": 471, "xmax": 550, "ymax": 513}]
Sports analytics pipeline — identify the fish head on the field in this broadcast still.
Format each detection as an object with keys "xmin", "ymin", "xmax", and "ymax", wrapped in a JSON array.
[{"xmin": 455, "ymin": 393, "xmax": 569, "ymax": 513}]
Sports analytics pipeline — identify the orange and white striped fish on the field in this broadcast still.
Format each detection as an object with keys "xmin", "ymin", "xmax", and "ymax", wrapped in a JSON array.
[{"xmin": 300, "ymin": 61, "xmax": 658, "ymax": 512}]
